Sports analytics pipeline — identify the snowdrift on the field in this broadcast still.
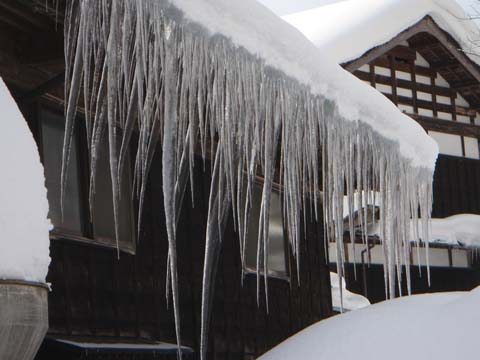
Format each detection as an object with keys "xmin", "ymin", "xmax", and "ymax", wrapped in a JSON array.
[
  {"xmin": 0, "ymin": 78, "xmax": 50, "ymax": 282},
  {"xmin": 259, "ymin": 287, "xmax": 480, "ymax": 360}
]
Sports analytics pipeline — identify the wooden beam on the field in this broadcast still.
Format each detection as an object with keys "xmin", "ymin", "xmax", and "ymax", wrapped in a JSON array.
[
  {"xmin": 452, "ymin": 81, "xmax": 479, "ymax": 92},
  {"xmin": 0, "ymin": 2, "xmax": 52, "ymax": 30},
  {"xmin": 411, "ymin": 114, "xmax": 480, "ymax": 138},
  {"xmin": 353, "ymin": 71, "xmax": 453, "ymax": 97},
  {"xmin": 430, "ymin": 59, "xmax": 459, "ymax": 72},
  {"xmin": 18, "ymin": 71, "xmax": 65, "ymax": 102},
  {"xmin": 343, "ymin": 17, "xmax": 432, "ymax": 72}
]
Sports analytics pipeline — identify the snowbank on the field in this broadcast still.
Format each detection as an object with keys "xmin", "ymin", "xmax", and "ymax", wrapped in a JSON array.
[
  {"xmin": 259, "ymin": 287, "xmax": 480, "ymax": 360},
  {"xmin": 171, "ymin": 0, "xmax": 438, "ymax": 170},
  {"xmin": 330, "ymin": 272, "xmax": 370, "ymax": 312},
  {"xmin": 284, "ymin": 0, "xmax": 480, "ymax": 66},
  {"xmin": 0, "ymin": 78, "xmax": 51, "ymax": 282}
]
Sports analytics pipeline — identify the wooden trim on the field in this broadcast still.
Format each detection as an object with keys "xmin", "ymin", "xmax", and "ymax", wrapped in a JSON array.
[
  {"xmin": 354, "ymin": 71, "xmax": 454, "ymax": 98},
  {"xmin": 0, "ymin": 279, "xmax": 49, "ymax": 289},
  {"xmin": 345, "ymin": 16, "xmax": 480, "ymax": 93},
  {"xmin": 410, "ymin": 114, "xmax": 480, "ymax": 138},
  {"xmin": 344, "ymin": 17, "xmax": 432, "ymax": 72},
  {"xmin": 389, "ymin": 55, "xmax": 398, "ymax": 105}
]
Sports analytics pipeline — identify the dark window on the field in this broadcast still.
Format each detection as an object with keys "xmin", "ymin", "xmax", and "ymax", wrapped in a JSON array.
[
  {"xmin": 244, "ymin": 184, "xmax": 288, "ymax": 278},
  {"xmin": 92, "ymin": 135, "xmax": 135, "ymax": 252},
  {"xmin": 39, "ymin": 105, "xmax": 135, "ymax": 253},
  {"xmin": 40, "ymin": 109, "xmax": 83, "ymax": 236}
]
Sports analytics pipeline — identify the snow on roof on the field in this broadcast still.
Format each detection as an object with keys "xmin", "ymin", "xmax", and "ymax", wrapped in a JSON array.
[
  {"xmin": 260, "ymin": 287, "xmax": 480, "ymax": 360},
  {"xmin": 330, "ymin": 272, "xmax": 370, "ymax": 312},
  {"xmin": 283, "ymin": 0, "xmax": 480, "ymax": 66},
  {"xmin": 426, "ymin": 214, "xmax": 480, "ymax": 247},
  {"xmin": 0, "ymin": 77, "xmax": 51, "ymax": 282},
  {"xmin": 172, "ymin": 0, "xmax": 438, "ymax": 169}
]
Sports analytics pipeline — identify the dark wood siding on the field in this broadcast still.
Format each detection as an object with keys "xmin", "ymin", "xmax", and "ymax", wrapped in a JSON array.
[
  {"xmin": 432, "ymin": 155, "xmax": 480, "ymax": 217},
  {"xmin": 41, "ymin": 154, "xmax": 332, "ymax": 359},
  {"xmin": 342, "ymin": 263, "xmax": 480, "ymax": 305}
]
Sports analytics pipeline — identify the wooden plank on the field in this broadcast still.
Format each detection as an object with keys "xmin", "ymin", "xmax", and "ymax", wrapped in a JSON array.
[{"xmin": 411, "ymin": 114, "xmax": 480, "ymax": 138}]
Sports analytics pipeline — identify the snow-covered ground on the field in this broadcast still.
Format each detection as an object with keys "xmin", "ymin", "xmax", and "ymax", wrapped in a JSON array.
[
  {"xmin": 284, "ymin": 0, "xmax": 480, "ymax": 66},
  {"xmin": 0, "ymin": 77, "xmax": 51, "ymax": 282},
  {"xmin": 260, "ymin": 287, "xmax": 480, "ymax": 360},
  {"xmin": 330, "ymin": 272, "xmax": 370, "ymax": 312}
]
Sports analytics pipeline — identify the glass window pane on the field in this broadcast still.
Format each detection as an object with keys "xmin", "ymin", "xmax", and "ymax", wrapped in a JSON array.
[
  {"xmin": 245, "ymin": 184, "xmax": 287, "ymax": 277},
  {"xmin": 92, "ymin": 135, "xmax": 135, "ymax": 252},
  {"xmin": 40, "ymin": 110, "xmax": 83, "ymax": 235}
]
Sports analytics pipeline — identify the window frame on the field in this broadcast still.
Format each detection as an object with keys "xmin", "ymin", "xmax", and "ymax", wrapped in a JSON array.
[
  {"xmin": 242, "ymin": 179, "xmax": 291, "ymax": 281},
  {"xmin": 34, "ymin": 99, "xmax": 136, "ymax": 254}
]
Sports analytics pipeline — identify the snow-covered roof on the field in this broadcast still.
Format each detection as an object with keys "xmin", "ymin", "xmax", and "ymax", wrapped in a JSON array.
[
  {"xmin": 260, "ymin": 287, "xmax": 480, "ymax": 360},
  {"xmin": 426, "ymin": 214, "xmax": 480, "ymax": 248},
  {"xmin": 173, "ymin": 0, "xmax": 438, "ymax": 169},
  {"xmin": 284, "ymin": 0, "xmax": 480, "ymax": 66},
  {"xmin": 330, "ymin": 272, "xmax": 370, "ymax": 312},
  {"xmin": 0, "ymin": 77, "xmax": 51, "ymax": 282}
]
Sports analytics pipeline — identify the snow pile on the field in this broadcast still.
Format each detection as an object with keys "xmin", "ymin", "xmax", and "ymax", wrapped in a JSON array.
[
  {"xmin": 424, "ymin": 214, "xmax": 480, "ymax": 247},
  {"xmin": 284, "ymin": 0, "xmax": 480, "ymax": 65},
  {"xmin": 260, "ymin": 287, "xmax": 480, "ymax": 360},
  {"xmin": 64, "ymin": 1, "xmax": 438, "ymax": 358},
  {"xmin": 330, "ymin": 272, "xmax": 370, "ymax": 312},
  {"xmin": 0, "ymin": 78, "xmax": 51, "ymax": 283}
]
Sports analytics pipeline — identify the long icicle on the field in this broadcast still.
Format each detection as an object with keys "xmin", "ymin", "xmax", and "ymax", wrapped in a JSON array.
[{"xmin": 62, "ymin": 1, "xmax": 435, "ymax": 359}]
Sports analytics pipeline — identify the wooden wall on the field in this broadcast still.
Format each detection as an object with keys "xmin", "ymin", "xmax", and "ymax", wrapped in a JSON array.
[
  {"xmin": 342, "ymin": 263, "xmax": 480, "ymax": 305},
  {"xmin": 40, "ymin": 152, "xmax": 332, "ymax": 360},
  {"xmin": 432, "ymin": 155, "xmax": 480, "ymax": 217}
]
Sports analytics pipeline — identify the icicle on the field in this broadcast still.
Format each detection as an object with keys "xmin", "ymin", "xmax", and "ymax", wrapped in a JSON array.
[{"xmin": 63, "ymin": 1, "xmax": 435, "ymax": 359}]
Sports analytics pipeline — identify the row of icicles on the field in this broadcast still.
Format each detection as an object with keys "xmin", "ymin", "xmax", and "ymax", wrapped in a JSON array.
[{"xmin": 62, "ymin": 0, "xmax": 434, "ymax": 359}]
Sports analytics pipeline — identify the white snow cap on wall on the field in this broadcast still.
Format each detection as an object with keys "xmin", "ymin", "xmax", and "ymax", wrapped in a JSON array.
[
  {"xmin": 330, "ymin": 272, "xmax": 370, "ymax": 312},
  {"xmin": 0, "ymin": 77, "xmax": 51, "ymax": 283},
  {"xmin": 171, "ymin": 0, "xmax": 438, "ymax": 169},
  {"xmin": 284, "ymin": 0, "xmax": 480, "ymax": 65},
  {"xmin": 260, "ymin": 287, "xmax": 480, "ymax": 360}
]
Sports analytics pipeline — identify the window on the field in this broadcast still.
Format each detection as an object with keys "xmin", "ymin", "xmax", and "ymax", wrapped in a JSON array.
[
  {"xmin": 92, "ymin": 134, "xmax": 135, "ymax": 251},
  {"xmin": 39, "ymin": 106, "xmax": 135, "ymax": 253},
  {"xmin": 40, "ymin": 109, "xmax": 83, "ymax": 236},
  {"xmin": 244, "ymin": 183, "xmax": 288, "ymax": 278}
]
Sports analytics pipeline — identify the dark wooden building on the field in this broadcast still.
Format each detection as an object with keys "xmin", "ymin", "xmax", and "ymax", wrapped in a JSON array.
[
  {"xmin": 0, "ymin": 2, "xmax": 333, "ymax": 359},
  {"xmin": 327, "ymin": 14, "xmax": 480, "ymax": 301}
]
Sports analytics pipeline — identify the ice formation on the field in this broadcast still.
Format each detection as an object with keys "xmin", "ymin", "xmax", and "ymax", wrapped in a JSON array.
[
  {"xmin": 0, "ymin": 77, "xmax": 51, "ymax": 283},
  {"xmin": 62, "ymin": 0, "xmax": 437, "ymax": 358}
]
